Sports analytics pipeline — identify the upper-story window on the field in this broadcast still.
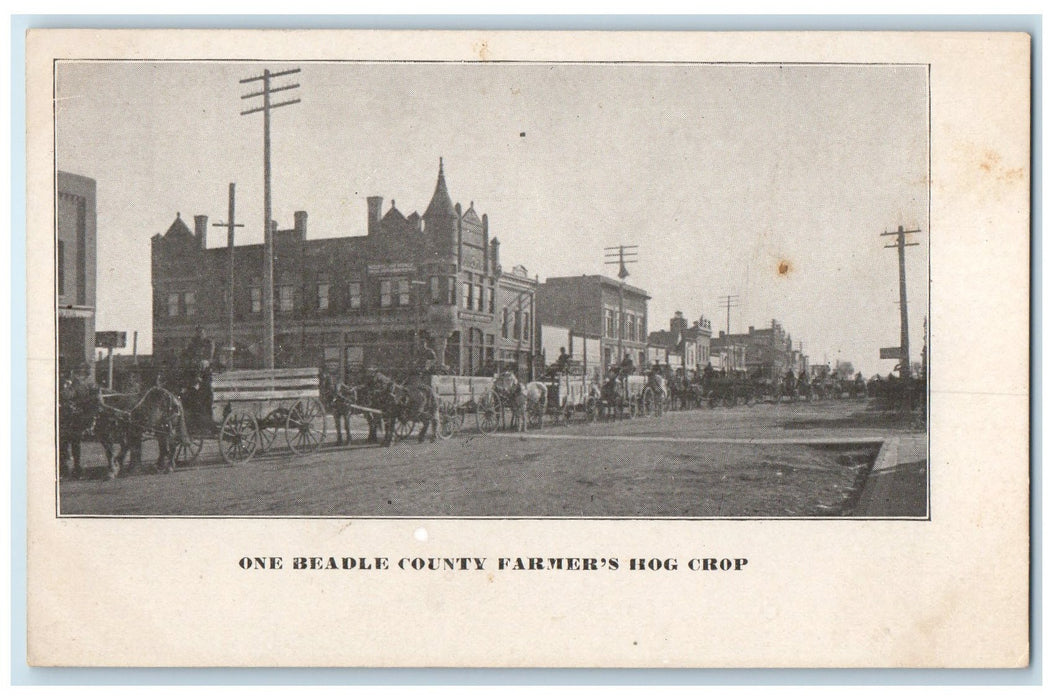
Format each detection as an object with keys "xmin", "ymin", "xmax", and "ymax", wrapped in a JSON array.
[
  {"xmin": 396, "ymin": 278, "xmax": 410, "ymax": 307},
  {"xmin": 462, "ymin": 282, "xmax": 473, "ymax": 310},
  {"xmin": 475, "ymin": 284, "xmax": 484, "ymax": 312},
  {"xmin": 278, "ymin": 285, "xmax": 295, "ymax": 312},
  {"xmin": 250, "ymin": 287, "xmax": 262, "ymax": 314},
  {"xmin": 57, "ymin": 241, "xmax": 65, "ymax": 296},
  {"xmin": 380, "ymin": 279, "xmax": 393, "ymax": 308},
  {"xmin": 184, "ymin": 291, "xmax": 196, "ymax": 316},
  {"xmin": 488, "ymin": 284, "xmax": 495, "ymax": 313},
  {"xmin": 317, "ymin": 283, "xmax": 329, "ymax": 310},
  {"xmin": 348, "ymin": 282, "xmax": 362, "ymax": 309},
  {"xmin": 605, "ymin": 309, "xmax": 616, "ymax": 338},
  {"xmin": 501, "ymin": 308, "xmax": 509, "ymax": 339},
  {"xmin": 627, "ymin": 314, "xmax": 636, "ymax": 342},
  {"xmin": 514, "ymin": 310, "xmax": 523, "ymax": 339},
  {"xmin": 167, "ymin": 293, "xmax": 180, "ymax": 317},
  {"xmin": 522, "ymin": 311, "xmax": 531, "ymax": 341}
]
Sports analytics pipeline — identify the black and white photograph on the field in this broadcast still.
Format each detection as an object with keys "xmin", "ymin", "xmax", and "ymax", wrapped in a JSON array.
[
  {"xmin": 54, "ymin": 59, "xmax": 930, "ymax": 518},
  {"xmin": 27, "ymin": 29, "xmax": 1029, "ymax": 668}
]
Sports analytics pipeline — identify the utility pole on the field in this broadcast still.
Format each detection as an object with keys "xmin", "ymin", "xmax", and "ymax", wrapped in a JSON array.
[
  {"xmin": 239, "ymin": 66, "xmax": 301, "ymax": 369},
  {"xmin": 213, "ymin": 183, "xmax": 244, "ymax": 369},
  {"xmin": 718, "ymin": 294, "xmax": 740, "ymax": 337},
  {"xmin": 881, "ymin": 225, "xmax": 920, "ymax": 379},
  {"xmin": 605, "ymin": 245, "xmax": 638, "ymax": 365}
]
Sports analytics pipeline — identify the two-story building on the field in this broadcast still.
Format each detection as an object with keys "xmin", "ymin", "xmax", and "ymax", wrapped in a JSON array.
[
  {"xmin": 536, "ymin": 275, "xmax": 650, "ymax": 375},
  {"xmin": 151, "ymin": 159, "xmax": 538, "ymax": 379},
  {"xmin": 57, "ymin": 171, "xmax": 97, "ymax": 379},
  {"xmin": 710, "ymin": 319, "xmax": 794, "ymax": 379},
  {"xmin": 646, "ymin": 311, "xmax": 714, "ymax": 374}
]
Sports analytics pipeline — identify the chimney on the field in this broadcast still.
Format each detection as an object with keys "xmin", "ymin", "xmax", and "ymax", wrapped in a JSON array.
[
  {"xmin": 294, "ymin": 211, "xmax": 307, "ymax": 240},
  {"xmin": 490, "ymin": 237, "xmax": 501, "ymax": 274},
  {"xmin": 748, "ymin": 325, "xmax": 755, "ymax": 334},
  {"xmin": 482, "ymin": 213, "xmax": 490, "ymax": 275},
  {"xmin": 367, "ymin": 196, "xmax": 383, "ymax": 235},
  {"xmin": 193, "ymin": 215, "xmax": 208, "ymax": 249},
  {"xmin": 670, "ymin": 310, "xmax": 687, "ymax": 335}
]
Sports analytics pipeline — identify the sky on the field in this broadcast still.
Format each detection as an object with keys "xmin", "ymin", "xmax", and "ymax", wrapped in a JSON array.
[{"xmin": 56, "ymin": 61, "xmax": 928, "ymax": 376}]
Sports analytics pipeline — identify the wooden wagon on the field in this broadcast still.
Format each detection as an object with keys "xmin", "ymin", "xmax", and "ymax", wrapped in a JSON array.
[
  {"xmin": 430, "ymin": 375, "xmax": 500, "ymax": 438},
  {"xmin": 542, "ymin": 373, "xmax": 600, "ymax": 424},
  {"xmin": 174, "ymin": 367, "xmax": 327, "ymax": 466}
]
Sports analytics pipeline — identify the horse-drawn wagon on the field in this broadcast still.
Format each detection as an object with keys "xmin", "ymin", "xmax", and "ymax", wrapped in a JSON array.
[
  {"xmin": 175, "ymin": 366, "xmax": 327, "ymax": 466},
  {"xmin": 541, "ymin": 372, "xmax": 601, "ymax": 424},
  {"xmin": 430, "ymin": 374, "xmax": 500, "ymax": 438}
]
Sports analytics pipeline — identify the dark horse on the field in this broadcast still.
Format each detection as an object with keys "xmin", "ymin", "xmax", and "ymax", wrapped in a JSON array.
[
  {"xmin": 600, "ymin": 372, "xmax": 629, "ymax": 420},
  {"xmin": 58, "ymin": 376, "xmax": 99, "ymax": 480},
  {"xmin": 366, "ymin": 372, "xmax": 438, "ymax": 446},
  {"xmin": 95, "ymin": 387, "xmax": 186, "ymax": 479}
]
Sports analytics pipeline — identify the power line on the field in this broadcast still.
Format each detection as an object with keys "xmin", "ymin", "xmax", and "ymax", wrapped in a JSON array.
[
  {"xmin": 604, "ymin": 245, "xmax": 639, "ymax": 363},
  {"xmin": 880, "ymin": 225, "xmax": 921, "ymax": 379},
  {"xmin": 238, "ymin": 66, "xmax": 301, "ymax": 370},
  {"xmin": 212, "ymin": 183, "xmax": 244, "ymax": 367},
  {"xmin": 718, "ymin": 294, "xmax": 740, "ymax": 337}
]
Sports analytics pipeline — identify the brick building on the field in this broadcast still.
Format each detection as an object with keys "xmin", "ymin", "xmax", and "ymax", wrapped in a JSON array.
[
  {"xmin": 536, "ymin": 275, "xmax": 650, "ymax": 372},
  {"xmin": 711, "ymin": 319, "xmax": 794, "ymax": 379},
  {"xmin": 56, "ymin": 171, "xmax": 97, "ymax": 379},
  {"xmin": 151, "ymin": 159, "xmax": 538, "ymax": 379},
  {"xmin": 647, "ymin": 311, "xmax": 713, "ymax": 373}
]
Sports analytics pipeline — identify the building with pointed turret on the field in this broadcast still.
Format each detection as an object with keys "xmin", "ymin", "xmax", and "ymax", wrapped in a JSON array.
[{"xmin": 151, "ymin": 159, "xmax": 539, "ymax": 378}]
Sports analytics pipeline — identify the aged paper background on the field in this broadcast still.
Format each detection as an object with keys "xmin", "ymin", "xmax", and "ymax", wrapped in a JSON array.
[{"xmin": 26, "ymin": 30, "xmax": 1029, "ymax": 667}]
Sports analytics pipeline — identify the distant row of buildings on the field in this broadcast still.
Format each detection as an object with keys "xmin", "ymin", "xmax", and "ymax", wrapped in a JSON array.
[{"xmin": 57, "ymin": 162, "xmax": 811, "ymax": 383}]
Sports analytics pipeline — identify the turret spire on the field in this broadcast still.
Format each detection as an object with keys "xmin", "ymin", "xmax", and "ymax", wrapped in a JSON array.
[{"xmin": 424, "ymin": 156, "xmax": 455, "ymax": 220}]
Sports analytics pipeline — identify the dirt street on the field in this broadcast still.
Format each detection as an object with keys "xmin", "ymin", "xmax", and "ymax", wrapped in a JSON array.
[{"xmin": 57, "ymin": 400, "xmax": 922, "ymax": 518}]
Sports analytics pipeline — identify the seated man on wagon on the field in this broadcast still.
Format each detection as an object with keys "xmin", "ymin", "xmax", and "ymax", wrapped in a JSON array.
[
  {"xmin": 619, "ymin": 353, "xmax": 636, "ymax": 377},
  {"xmin": 555, "ymin": 347, "xmax": 571, "ymax": 375}
]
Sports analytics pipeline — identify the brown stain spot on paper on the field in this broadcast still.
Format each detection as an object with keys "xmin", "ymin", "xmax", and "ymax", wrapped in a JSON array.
[
  {"xmin": 474, "ymin": 40, "xmax": 491, "ymax": 61},
  {"xmin": 777, "ymin": 260, "xmax": 792, "ymax": 276}
]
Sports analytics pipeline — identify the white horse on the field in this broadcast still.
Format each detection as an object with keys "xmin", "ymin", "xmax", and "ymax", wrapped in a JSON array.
[
  {"xmin": 648, "ymin": 372, "xmax": 668, "ymax": 416},
  {"xmin": 494, "ymin": 371, "xmax": 548, "ymax": 431}
]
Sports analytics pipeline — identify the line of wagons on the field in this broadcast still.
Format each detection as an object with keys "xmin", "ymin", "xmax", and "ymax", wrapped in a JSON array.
[
  {"xmin": 100, "ymin": 365, "xmax": 669, "ymax": 471},
  {"xmin": 97, "ymin": 365, "xmax": 871, "ymax": 473}
]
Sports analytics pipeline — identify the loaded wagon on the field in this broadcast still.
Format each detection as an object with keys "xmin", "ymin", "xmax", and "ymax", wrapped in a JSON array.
[
  {"xmin": 174, "ymin": 367, "xmax": 327, "ymax": 466},
  {"xmin": 430, "ymin": 374, "xmax": 500, "ymax": 438},
  {"xmin": 541, "ymin": 372, "xmax": 601, "ymax": 424}
]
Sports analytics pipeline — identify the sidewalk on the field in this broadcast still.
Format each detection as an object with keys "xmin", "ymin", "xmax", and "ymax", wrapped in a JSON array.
[{"xmin": 851, "ymin": 433, "xmax": 928, "ymax": 517}]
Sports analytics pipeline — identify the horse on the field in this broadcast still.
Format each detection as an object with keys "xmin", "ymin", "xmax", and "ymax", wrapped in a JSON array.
[
  {"xmin": 494, "ymin": 371, "xmax": 547, "ymax": 431},
  {"xmin": 366, "ymin": 372, "xmax": 438, "ymax": 446},
  {"xmin": 600, "ymin": 373, "xmax": 629, "ymax": 419},
  {"xmin": 647, "ymin": 371, "xmax": 668, "ymax": 416},
  {"xmin": 96, "ymin": 387, "xmax": 186, "ymax": 478},
  {"xmin": 58, "ymin": 376, "xmax": 99, "ymax": 480},
  {"xmin": 320, "ymin": 372, "xmax": 354, "ymax": 446}
]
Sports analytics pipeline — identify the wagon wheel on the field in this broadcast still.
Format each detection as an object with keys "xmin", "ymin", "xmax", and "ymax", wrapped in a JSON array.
[
  {"xmin": 476, "ymin": 390, "xmax": 503, "ymax": 435},
  {"xmin": 438, "ymin": 401, "xmax": 457, "ymax": 440},
  {"xmin": 257, "ymin": 408, "xmax": 284, "ymax": 452},
  {"xmin": 527, "ymin": 395, "xmax": 546, "ymax": 430},
  {"xmin": 219, "ymin": 411, "xmax": 259, "ymax": 465},
  {"xmin": 395, "ymin": 417, "xmax": 417, "ymax": 440},
  {"xmin": 641, "ymin": 387, "xmax": 655, "ymax": 417},
  {"xmin": 286, "ymin": 398, "xmax": 327, "ymax": 454},
  {"xmin": 584, "ymin": 396, "xmax": 599, "ymax": 422},
  {"xmin": 173, "ymin": 435, "xmax": 204, "ymax": 469},
  {"xmin": 555, "ymin": 398, "xmax": 572, "ymax": 426}
]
